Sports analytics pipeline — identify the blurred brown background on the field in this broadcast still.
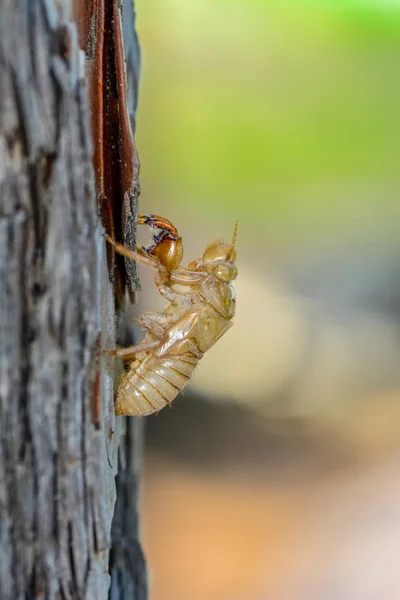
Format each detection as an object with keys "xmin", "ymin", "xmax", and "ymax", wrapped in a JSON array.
[{"xmin": 133, "ymin": 1, "xmax": 400, "ymax": 598}]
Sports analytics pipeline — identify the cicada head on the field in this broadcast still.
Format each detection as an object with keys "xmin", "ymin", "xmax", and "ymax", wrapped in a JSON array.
[{"xmin": 195, "ymin": 221, "xmax": 238, "ymax": 283}]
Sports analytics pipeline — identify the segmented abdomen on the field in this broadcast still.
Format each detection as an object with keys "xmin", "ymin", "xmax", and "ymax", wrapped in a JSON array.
[{"xmin": 115, "ymin": 352, "xmax": 200, "ymax": 416}]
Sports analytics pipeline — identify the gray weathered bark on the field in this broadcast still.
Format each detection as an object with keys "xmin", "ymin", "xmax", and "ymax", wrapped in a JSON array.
[{"xmin": 0, "ymin": 1, "xmax": 146, "ymax": 599}]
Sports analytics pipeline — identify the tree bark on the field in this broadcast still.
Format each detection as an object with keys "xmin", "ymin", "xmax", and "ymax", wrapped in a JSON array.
[{"xmin": 0, "ymin": 2, "xmax": 146, "ymax": 599}]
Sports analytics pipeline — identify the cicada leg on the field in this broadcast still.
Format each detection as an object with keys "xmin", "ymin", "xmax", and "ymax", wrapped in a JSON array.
[
  {"xmin": 138, "ymin": 311, "xmax": 171, "ymax": 338},
  {"xmin": 105, "ymin": 235, "xmax": 160, "ymax": 270},
  {"xmin": 162, "ymin": 338, "xmax": 203, "ymax": 359},
  {"xmin": 137, "ymin": 214, "xmax": 183, "ymax": 271},
  {"xmin": 105, "ymin": 311, "xmax": 172, "ymax": 359},
  {"xmin": 137, "ymin": 213, "xmax": 180, "ymax": 237},
  {"xmin": 106, "ymin": 233, "xmax": 207, "ymax": 294},
  {"xmin": 169, "ymin": 268, "xmax": 207, "ymax": 286},
  {"xmin": 104, "ymin": 338, "xmax": 161, "ymax": 359}
]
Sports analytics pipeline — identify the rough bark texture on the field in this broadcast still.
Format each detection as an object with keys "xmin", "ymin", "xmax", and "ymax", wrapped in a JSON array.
[
  {"xmin": 107, "ymin": 5, "xmax": 147, "ymax": 598},
  {"xmin": 0, "ymin": 1, "xmax": 146, "ymax": 599}
]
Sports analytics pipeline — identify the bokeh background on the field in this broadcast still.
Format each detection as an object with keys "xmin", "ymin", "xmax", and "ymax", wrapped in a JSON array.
[{"xmin": 133, "ymin": 1, "xmax": 400, "ymax": 598}]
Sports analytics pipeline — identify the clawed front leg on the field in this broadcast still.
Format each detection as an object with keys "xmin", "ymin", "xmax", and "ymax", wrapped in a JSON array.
[
  {"xmin": 137, "ymin": 213, "xmax": 183, "ymax": 271},
  {"xmin": 137, "ymin": 214, "xmax": 180, "ymax": 237},
  {"xmin": 105, "ymin": 233, "xmax": 205, "ymax": 287}
]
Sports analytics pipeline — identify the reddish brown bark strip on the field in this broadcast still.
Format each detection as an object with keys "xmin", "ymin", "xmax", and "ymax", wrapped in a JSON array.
[{"xmin": 74, "ymin": 0, "xmax": 140, "ymax": 304}]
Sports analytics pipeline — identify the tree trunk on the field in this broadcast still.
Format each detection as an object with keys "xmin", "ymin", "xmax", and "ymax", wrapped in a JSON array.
[{"xmin": 0, "ymin": 2, "xmax": 146, "ymax": 599}]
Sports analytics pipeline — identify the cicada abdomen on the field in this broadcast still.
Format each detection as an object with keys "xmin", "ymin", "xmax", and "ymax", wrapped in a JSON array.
[{"xmin": 115, "ymin": 351, "xmax": 200, "ymax": 416}]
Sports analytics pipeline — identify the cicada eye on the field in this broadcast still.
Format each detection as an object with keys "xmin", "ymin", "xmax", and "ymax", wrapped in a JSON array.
[{"xmin": 213, "ymin": 263, "xmax": 238, "ymax": 282}]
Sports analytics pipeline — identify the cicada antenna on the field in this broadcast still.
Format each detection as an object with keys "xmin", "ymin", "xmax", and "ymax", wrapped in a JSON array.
[{"xmin": 226, "ymin": 220, "xmax": 238, "ymax": 260}]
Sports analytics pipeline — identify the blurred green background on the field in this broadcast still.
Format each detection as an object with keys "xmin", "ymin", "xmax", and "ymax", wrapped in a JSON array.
[
  {"xmin": 133, "ymin": 2, "xmax": 400, "ymax": 599},
  {"xmin": 136, "ymin": 0, "xmax": 400, "ymax": 254},
  {"xmin": 134, "ymin": 0, "xmax": 400, "ymax": 420}
]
